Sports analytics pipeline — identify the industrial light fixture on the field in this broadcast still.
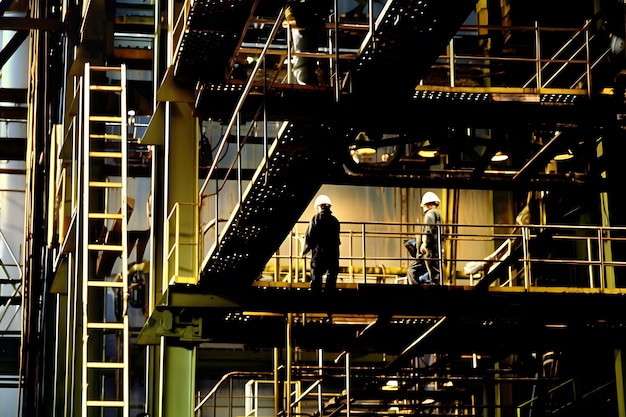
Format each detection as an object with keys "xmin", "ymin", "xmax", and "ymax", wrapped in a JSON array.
[
  {"xmin": 418, "ymin": 149, "xmax": 438, "ymax": 158},
  {"xmin": 382, "ymin": 380, "xmax": 399, "ymax": 391},
  {"xmin": 554, "ymin": 149, "xmax": 574, "ymax": 161},
  {"xmin": 417, "ymin": 140, "xmax": 438, "ymax": 158},
  {"xmin": 352, "ymin": 131, "xmax": 376, "ymax": 155},
  {"xmin": 350, "ymin": 132, "xmax": 376, "ymax": 162},
  {"xmin": 354, "ymin": 147, "xmax": 376, "ymax": 156},
  {"xmin": 490, "ymin": 151, "xmax": 509, "ymax": 162}
]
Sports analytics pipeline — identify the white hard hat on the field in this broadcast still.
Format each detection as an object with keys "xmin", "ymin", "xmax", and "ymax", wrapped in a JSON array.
[
  {"xmin": 314, "ymin": 194, "xmax": 332, "ymax": 208},
  {"xmin": 420, "ymin": 191, "xmax": 440, "ymax": 208}
]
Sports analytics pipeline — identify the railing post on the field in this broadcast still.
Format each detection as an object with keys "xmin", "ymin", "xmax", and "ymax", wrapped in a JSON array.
[
  {"xmin": 345, "ymin": 352, "xmax": 351, "ymax": 417},
  {"xmin": 535, "ymin": 21, "xmax": 542, "ymax": 90},
  {"xmin": 584, "ymin": 19, "xmax": 592, "ymax": 99},
  {"xmin": 362, "ymin": 223, "xmax": 367, "ymax": 284},
  {"xmin": 521, "ymin": 225, "xmax": 532, "ymax": 289},
  {"xmin": 598, "ymin": 228, "xmax": 606, "ymax": 291},
  {"xmin": 449, "ymin": 37, "xmax": 455, "ymax": 87},
  {"xmin": 317, "ymin": 349, "xmax": 323, "ymax": 416},
  {"xmin": 587, "ymin": 237, "xmax": 594, "ymax": 288}
]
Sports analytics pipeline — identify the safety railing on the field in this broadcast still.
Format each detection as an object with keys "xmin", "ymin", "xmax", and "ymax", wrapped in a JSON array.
[
  {"xmin": 195, "ymin": 1, "xmax": 379, "ymax": 264},
  {"xmin": 416, "ymin": 18, "xmax": 615, "ymax": 97},
  {"xmin": 0, "ymin": 228, "xmax": 23, "ymax": 335},
  {"xmin": 194, "ymin": 347, "xmax": 608, "ymax": 417},
  {"xmin": 165, "ymin": 201, "xmax": 199, "ymax": 287},
  {"xmin": 260, "ymin": 221, "xmax": 626, "ymax": 291}
]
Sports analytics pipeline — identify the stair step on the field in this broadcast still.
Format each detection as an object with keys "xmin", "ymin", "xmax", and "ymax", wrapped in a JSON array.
[
  {"xmin": 89, "ymin": 151, "xmax": 124, "ymax": 158},
  {"xmin": 90, "ymin": 85, "xmax": 123, "ymax": 92},
  {"xmin": 86, "ymin": 400, "xmax": 125, "ymax": 407},
  {"xmin": 87, "ymin": 361, "xmax": 125, "ymax": 369},
  {"xmin": 88, "ymin": 181, "xmax": 123, "ymax": 188},
  {"xmin": 87, "ymin": 243, "xmax": 124, "ymax": 251},
  {"xmin": 88, "ymin": 212, "xmax": 124, "ymax": 220},
  {"xmin": 86, "ymin": 322, "xmax": 125, "ymax": 330},
  {"xmin": 87, "ymin": 280, "xmax": 124, "ymax": 288},
  {"xmin": 90, "ymin": 133, "xmax": 123, "ymax": 140},
  {"xmin": 89, "ymin": 115, "xmax": 123, "ymax": 123}
]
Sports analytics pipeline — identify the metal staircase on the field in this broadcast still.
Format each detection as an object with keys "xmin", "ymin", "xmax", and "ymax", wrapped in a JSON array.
[
  {"xmin": 79, "ymin": 63, "xmax": 130, "ymax": 416},
  {"xmin": 200, "ymin": 120, "xmax": 343, "ymax": 288},
  {"xmin": 185, "ymin": 0, "xmax": 484, "ymax": 288}
]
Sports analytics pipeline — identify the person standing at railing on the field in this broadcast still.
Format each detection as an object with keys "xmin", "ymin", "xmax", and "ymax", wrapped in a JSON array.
[
  {"xmin": 284, "ymin": 0, "xmax": 331, "ymax": 86},
  {"xmin": 419, "ymin": 192, "xmax": 443, "ymax": 285},
  {"xmin": 303, "ymin": 194, "xmax": 341, "ymax": 293}
]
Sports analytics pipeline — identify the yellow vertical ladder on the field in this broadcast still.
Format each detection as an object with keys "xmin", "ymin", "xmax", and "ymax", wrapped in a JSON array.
[{"xmin": 80, "ymin": 63, "xmax": 129, "ymax": 417}]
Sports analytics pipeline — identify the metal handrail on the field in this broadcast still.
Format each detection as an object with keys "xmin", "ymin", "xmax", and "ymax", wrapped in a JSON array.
[{"xmin": 262, "ymin": 221, "xmax": 626, "ymax": 291}]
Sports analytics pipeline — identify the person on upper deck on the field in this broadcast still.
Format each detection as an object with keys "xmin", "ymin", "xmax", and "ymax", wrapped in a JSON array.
[
  {"xmin": 303, "ymin": 194, "xmax": 341, "ymax": 293},
  {"xmin": 418, "ymin": 191, "xmax": 443, "ymax": 285}
]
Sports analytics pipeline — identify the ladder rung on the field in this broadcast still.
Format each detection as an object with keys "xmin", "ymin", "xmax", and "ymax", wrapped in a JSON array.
[
  {"xmin": 87, "ymin": 361, "xmax": 125, "ymax": 369},
  {"xmin": 88, "ymin": 243, "xmax": 124, "ymax": 251},
  {"xmin": 87, "ymin": 322, "xmax": 125, "ymax": 330},
  {"xmin": 89, "ymin": 151, "xmax": 123, "ymax": 158},
  {"xmin": 88, "ymin": 212, "xmax": 124, "ymax": 220},
  {"xmin": 86, "ymin": 400, "xmax": 125, "ymax": 407},
  {"xmin": 90, "ymin": 85, "xmax": 123, "ymax": 92},
  {"xmin": 90, "ymin": 133, "xmax": 123, "ymax": 140},
  {"xmin": 90, "ymin": 115, "xmax": 123, "ymax": 123},
  {"xmin": 87, "ymin": 280, "xmax": 124, "ymax": 288},
  {"xmin": 90, "ymin": 65, "xmax": 122, "ymax": 72},
  {"xmin": 88, "ymin": 181, "xmax": 123, "ymax": 188}
]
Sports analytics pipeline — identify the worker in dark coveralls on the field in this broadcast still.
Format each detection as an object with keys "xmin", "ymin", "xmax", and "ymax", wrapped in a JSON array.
[
  {"xmin": 419, "ymin": 191, "xmax": 443, "ymax": 285},
  {"xmin": 303, "ymin": 195, "xmax": 341, "ymax": 292}
]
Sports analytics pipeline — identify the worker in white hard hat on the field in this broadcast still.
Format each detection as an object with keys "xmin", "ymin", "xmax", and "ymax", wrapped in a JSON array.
[
  {"xmin": 303, "ymin": 195, "xmax": 341, "ymax": 293},
  {"xmin": 418, "ymin": 191, "xmax": 443, "ymax": 285}
]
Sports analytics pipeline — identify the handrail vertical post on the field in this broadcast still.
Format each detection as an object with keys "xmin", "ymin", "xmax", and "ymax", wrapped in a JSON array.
[
  {"xmin": 362, "ymin": 223, "xmax": 367, "ymax": 284},
  {"xmin": 587, "ymin": 237, "xmax": 594, "ymax": 288},
  {"xmin": 598, "ymin": 228, "xmax": 605, "ymax": 291},
  {"xmin": 449, "ymin": 37, "xmax": 455, "ymax": 87},
  {"xmin": 286, "ymin": 313, "xmax": 293, "ymax": 417},
  {"xmin": 345, "ymin": 352, "xmax": 351, "ymax": 417},
  {"xmin": 584, "ymin": 20, "xmax": 592, "ymax": 99},
  {"xmin": 274, "ymin": 348, "xmax": 280, "ymax": 417},
  {"xmin": 317, "ymin": 349, "xmax": 323, "ymax": 416},
  {"xmin": 333, "ymin": 0, "xmax": 340, "ymax": 101},
  {"xmin": 521, "ymin": 225, "xmax": 531, "ymax": 289},
  {"xmin": 348, "ymin": 230, "xmax": 354, "ymax": 282},
  {"xmin": 535, "ymin": 21, "xmax": 542, "ymax": 90},
  {"xmin": 236, "ymin": 113, "xmax": 242, "ymax": 204},
  {"xmin": 175, "ymin": 203, "xmax": 180, "ymax": 278}
]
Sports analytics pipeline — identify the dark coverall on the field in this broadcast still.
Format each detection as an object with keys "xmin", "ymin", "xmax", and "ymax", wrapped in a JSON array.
[
  {"xmin": 285, "ymin": 0, "xmax": 329, "ymax": 85},
  {"xmin": 420, "ymin": 208, "xmax": 443, "ymax": 284},
  {"xmin": 303, "ymin": 206, "xmax": 341, "ymax": 292}
]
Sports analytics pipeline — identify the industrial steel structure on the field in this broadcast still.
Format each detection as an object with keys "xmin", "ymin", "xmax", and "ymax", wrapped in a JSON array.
[{"xmin": 2, "ymin": 0, "xmax": 626, "ymax": 416}]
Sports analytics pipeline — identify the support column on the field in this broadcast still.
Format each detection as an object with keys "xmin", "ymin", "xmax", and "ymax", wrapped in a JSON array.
[
  {"xmin": 615, "ymin": 349, "xmax": 625, "ymax": 417},
  {"xmin": 162, "ymin": 341, "xmax": 197, "ymax": 416}
]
